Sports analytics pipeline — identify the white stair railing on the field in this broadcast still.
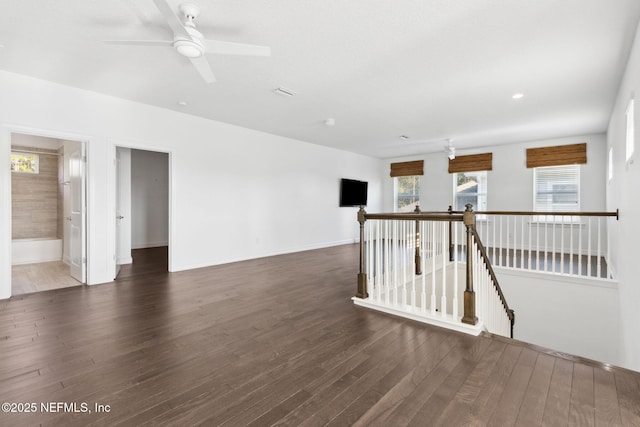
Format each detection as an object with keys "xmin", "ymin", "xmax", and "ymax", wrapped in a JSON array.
[
  {"xmin": 470, "ymin": 228, "xmax": 514, "ymax": 337},
  {"xmin": 364, "ymin": 217, "xmax": 459, "ymax": 317},
  {"xmin": 354, "ymin": 205, "xmax": 514, "ymax": 338},
  {"xmin": 472, "ymin": 211, "xmax": 618, "ymax": 279},
  {"xmin": 355, "ymin": 206, "xmax": 619, "ymax": 339}
]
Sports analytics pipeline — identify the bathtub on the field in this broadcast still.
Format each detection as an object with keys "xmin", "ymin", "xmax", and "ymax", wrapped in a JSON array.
[{"xmin": 12, "ymin": 238, "xmax": 63, "ymax": 265}]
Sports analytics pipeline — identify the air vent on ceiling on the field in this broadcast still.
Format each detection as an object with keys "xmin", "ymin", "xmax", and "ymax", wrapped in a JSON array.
[{"xmin": 273, "ymin": 87, "xmax": 296, "ymax": 97}]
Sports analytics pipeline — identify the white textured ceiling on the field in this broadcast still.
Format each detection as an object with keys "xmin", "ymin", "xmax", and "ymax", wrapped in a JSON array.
[{"xmin": 1, "ymin": 0, "xmax": 639, "ymax": 158}]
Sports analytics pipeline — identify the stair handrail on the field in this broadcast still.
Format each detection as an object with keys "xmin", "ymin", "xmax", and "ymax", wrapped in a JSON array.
[{"xmin": 470, "ymin": 227, "xmax": 515, "ymax": 337}]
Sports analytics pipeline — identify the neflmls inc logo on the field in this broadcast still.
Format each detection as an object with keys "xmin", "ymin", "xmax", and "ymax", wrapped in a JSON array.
[{"xmin": 40, "ymin": 402, "xmax": 90, "ymax": 413}]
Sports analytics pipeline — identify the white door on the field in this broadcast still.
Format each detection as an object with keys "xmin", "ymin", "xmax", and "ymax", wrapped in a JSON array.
[
  {"xmin": 69, "ymin": 143, "xmax": 86, "ymax": 283},
  {"xmin": 115, "ymin": 147, "xmax": 132, "ymax": 278}
]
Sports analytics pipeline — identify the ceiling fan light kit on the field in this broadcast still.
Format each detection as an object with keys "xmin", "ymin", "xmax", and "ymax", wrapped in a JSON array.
[
  {"xmin": 446, "ymin": 139, "xmax": 456, "ymax": 160},
  {"xmin": 105, "ymin": 0, "xmax": 271, "ymax": 83},
  {"xmin": 174, "ymin": 39, "xmax": 203, "ymax": 58}
]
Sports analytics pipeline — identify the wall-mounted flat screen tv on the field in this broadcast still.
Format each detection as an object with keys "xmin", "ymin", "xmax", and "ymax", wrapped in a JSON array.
[{"xmin": 340, "ymin": 178, "xmax": 368, "ymax": 207}]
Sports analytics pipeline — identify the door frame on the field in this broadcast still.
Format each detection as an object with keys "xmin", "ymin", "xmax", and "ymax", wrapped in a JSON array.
[
  {"xmin": 0, "ymin": 124, "xmax": 90, "ymax": 299},
  {"xmin": 111, "ymin": 140, "xmax": 173, "ymax": 278}
]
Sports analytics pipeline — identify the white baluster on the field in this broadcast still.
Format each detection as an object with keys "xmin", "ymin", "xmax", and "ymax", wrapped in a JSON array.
[
  {"xmin": 376, "ymin": 220, "xmax": 381, "ymax": 301},
  {"xmin": 552, "ymin": 215, "xmax": 556, "ymax": 273},
  {"xmin": 560, "ymin": 216, "xmax": 565, "ymax": 274},
  {"xmin": 506, "ymin": 215, "xmax": 511, "ymax": 267},
  {"xmin": 421, "ymin": 221, "xmax": 427, "ymax": 312},
  {"xmin": 453, "ymin": 222, "xmax": 459, "ymax": 320},
  {"xmin": 606, "ymin": 217, "xmax": 611, "ymax": 279},
  {"xmin": 578, "ymin": 217, "xmax": 583, "ymax": 276},
  {"xmin": 499, "ymin": 216, "xmax": 503, "ymax": 267},
  {"xmin": 430, "ymin": 221, "xmax": 436, "ymax": 315},
  {"xmin": 492, "ymin": 216, "xmax": 497, "ymax": 264},
  {"xmin": 587, "ymin": 217, "xmax": 592, "ymax": 277},
  {"xmin": 597, "ymin": 218, "xmax": 602, "ymax": 278},
  {"xmin": 367, "ymin": 221, "xmax": 372, "ymax": 297},
  {"xmin": 441, "ymin": 222, "xmax": 447, "ymax": 317},
  {"xmin": 528, "ymin": 216, "xmax": 532, "ymax": 271},
  {"xmin": 393, "ymin": 220, "xmax": 398, "ymax": 306},
  {"xmin": 402, "ymin": 220, "xmax": 407, "ymax": 308},
  {"xmin": 385, "ymin": 220, "xmax": 389, "ymax": 305},
  {"xmin": 544, "ymin": 220, "xmax": 548, "ymax": 272},
  {"xmin": 536, "ymin": 222, "xmax": 541, "ymax": 271},
  {"xmin": 569, "ymin": 220, "xmax": 574, "ymax": 275},
  {"xmin": 512, "ymin": 215, "xmax": 517, "ymax": 268},
  {"xmin": 520, "ymin": 216, "xmax": 525, "ymax": 269}
]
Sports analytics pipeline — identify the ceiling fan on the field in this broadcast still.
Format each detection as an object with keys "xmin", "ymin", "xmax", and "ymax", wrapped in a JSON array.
[
  {"xmin": 105, "ymin": 0, "xmax": 271, "ymax": 83},
  {"xmin": 445, "ymin": 139, "xmax": 455, "ymax": 160}
]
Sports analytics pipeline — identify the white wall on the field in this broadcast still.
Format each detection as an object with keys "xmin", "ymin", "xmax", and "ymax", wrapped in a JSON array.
[
  {"xmin": 607, "ymin": 19, "xmax": 640, "ymax": 371},
  {"xmin": 382, "ymin": 134, "xmax": 607, "ymax": 213},
  {"xmin": 497, "ymin": 269, "xmax": 620, "ymax": 366},
  {"xmin": 131, "ymin": 149, "xmax": 168, "ymax": 249},
  {"xmin": 0, "ymin": 70, "xmax": 382, "ymax": 298}
]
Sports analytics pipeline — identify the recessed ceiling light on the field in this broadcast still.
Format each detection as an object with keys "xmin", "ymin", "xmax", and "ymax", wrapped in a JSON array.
[
  {"xmin": 512, "ymin": 93, "xmax": 525, "ymax": 100},
  {"xmin": 177, "ymin": 101, "xmax": 188, "ymax": 106},
  {"xmin": 273, "ymin": 87, "xmax": 296, "ymax": 97}
]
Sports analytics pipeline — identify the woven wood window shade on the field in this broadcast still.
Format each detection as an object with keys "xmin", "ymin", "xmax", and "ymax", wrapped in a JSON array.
[
  {"xmin": 526, "ymin": 143, "xmax": 587, "ymax": 168},
  {"xmin": 448, "ymin": 153, "xmax": 493, "ymax": 173},
  {"xmin": 390, "ymin": 160, "xmax": 424, "ymax": 177}
]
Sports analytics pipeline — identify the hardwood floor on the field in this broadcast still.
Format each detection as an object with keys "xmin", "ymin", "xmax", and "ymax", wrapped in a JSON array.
[{"xmin": 1, "ymin": 244, "xmax": 639, "ymax": 426}]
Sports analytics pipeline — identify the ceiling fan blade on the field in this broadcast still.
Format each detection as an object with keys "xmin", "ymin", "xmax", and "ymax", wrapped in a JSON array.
[
  {"xmin": 203, "ymin": 39, "xmax": 271, "ymax": 56},
  {"xmin": 152, "ymin": 0, "xmax": 189, "ymax": 38},
  {"xmin": 104, "ymin": 40, "xmax": 173, "ymax": 46},
  {"xmin": 189, "ymin": 56, "xmax": 216, "ymax": 84}
]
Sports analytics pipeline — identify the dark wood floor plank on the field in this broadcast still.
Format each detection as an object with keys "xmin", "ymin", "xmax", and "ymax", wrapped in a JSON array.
[
  {"xmin": 453, "ymin": 342, "xmax": 523, "ymax": 425},
  {"xmin": 358, "ymin": 334, "xmax": 472, "ymax": 427},
  {"xmin": 488, "ymin": 347, "xmax": 539, "ymax": 426},
  {"xmin": 614, "ymin": 371, "xmax": 640, "ymax": 427},
  {"xmin": 542, "ymin": 358, "xmax": 574, "ymax": 426},
  {"xmin": 347, "ymin": 329, "xmax": 456, "ymax": 427},
  {"xmin": 1, "ymin": 244, "xmax": 639, "ymax": 427},
  {"xmin": 433, "ymin": 339, "xmax": 507, "ymax": 426},
  {"xmin": 593, "ymin": 368, "xmax": 622, "ymax": 427},
  {"xmin": 569, "ymin": 363, "xmax": 595, "ymax": 427},
  {"xmin": 515, "ymin": 353, "xmax": 556, "ymax": 426}
]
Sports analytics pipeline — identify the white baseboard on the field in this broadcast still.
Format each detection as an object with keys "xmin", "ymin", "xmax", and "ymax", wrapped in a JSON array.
[
  {"xmin": 117, "ymin": 256, "xmax": 133, "ymax": 265},
  {"xmin": 172, "ymin": 239, "xmax": 355, "ymax": 273},
  {"xmin": 131, "ymin": 242, "xmax": 168, "ymax": 250}
]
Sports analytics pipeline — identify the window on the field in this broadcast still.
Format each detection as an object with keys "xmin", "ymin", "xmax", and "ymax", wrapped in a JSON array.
[
  {"xmin": 10, "ymin": 152, "xmax": 39, "ymax": 174},
  {"xmin": 626, "ymin": 98, "xmax": 635, "ymax": 162},
  {"xmin": 454, "ymin": 171, "xmax": 487, "ymax": 212},
  {"xmin": 395, "ymin": 176, "xmax": 420, "ymax": 212},
  {"xmin": 533, "ymin": 165, "xmax": 579, "ymax": 220}
]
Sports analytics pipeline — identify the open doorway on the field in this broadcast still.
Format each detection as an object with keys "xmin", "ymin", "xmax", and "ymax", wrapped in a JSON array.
[
  {"xmin": 10, "ymin": 133, "xmax": 87, "ymax": 295},
  {"xmin": 115, "ymin": 147, "xmax": 169, "ymax": 280}
]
